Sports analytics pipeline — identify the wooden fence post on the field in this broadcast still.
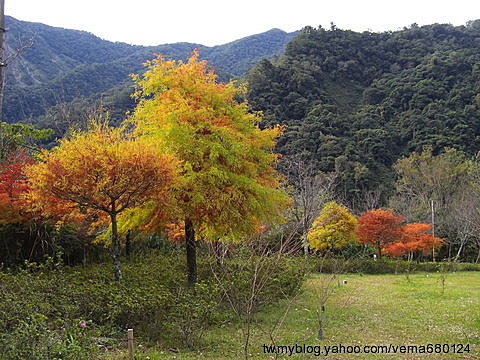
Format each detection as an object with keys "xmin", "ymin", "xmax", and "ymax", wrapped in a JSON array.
[{"xmin": 127, "ymin": 328, "xmax": 134, "ymax": 359}]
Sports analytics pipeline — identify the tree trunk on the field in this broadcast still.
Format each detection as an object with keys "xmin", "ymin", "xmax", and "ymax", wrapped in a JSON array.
[
  {"xmin": 125, "ymin": 229, "xmax": 132, "ymax": 260},
  {"xmin": 213, "ymin": 241, "xmax": 223, "ymax": 266},
  {"xmin": 185, "ymin": 218, "xmax": 197, "ymax": 285},
  {"xmin": 110, "ymin": 212, "xmax": 122, "ymax": 281},
  {"xmin": 377, "ymin": 243, "xmax": 382, "ymax": 258},
  {"xmin": 454, "ymin": 241, "xmax": 465, "ymax": 262},
  {"xmin": 303, "ymin": 215, "xmax": 309, "ymax": 256}
]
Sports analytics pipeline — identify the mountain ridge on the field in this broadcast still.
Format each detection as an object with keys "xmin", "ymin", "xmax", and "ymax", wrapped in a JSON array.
[{"xmin": 4, "ymin": 16, "xmax": 297, "ymax": 122}]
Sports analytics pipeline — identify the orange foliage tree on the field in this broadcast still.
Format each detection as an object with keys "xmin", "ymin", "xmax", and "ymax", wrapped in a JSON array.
[
  {"xmin": 357, "ymin": 209, "xmax": 405, "ymax": 257},
  {"xmin": 383, "ymin": 223, "xmax": 444, "ymax": 259},
  {"xmin": 131, "ymin": 52, "xmax": 290, "ymax": 284},
  {"xmin": 0, "ymin": 150, "xmax": 34, "ymax": 225},
  {"xmin": 0, "ymin": 150, "xmax": 88, "ymax": 263},
  {"xmin": 27, "ymin": 122, "xmax": 177, "ymax": 280}
]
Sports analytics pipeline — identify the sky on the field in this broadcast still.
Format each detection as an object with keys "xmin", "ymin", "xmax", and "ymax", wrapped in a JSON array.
[{"xmin": 6, "ymin": 0, "xmax": 480, "ymax": 47}]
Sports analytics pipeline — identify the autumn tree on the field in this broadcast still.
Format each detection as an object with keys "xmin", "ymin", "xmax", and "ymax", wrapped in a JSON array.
[
  {"xmin": 383, "ymin": 223, "xmax": 444, "ymax": 259},
  {"xmin": 0, "ymin": 149, "xmax": 84, "ymax": 264},
  {"xmin": 0, "ymin": 149, "xmax": 82, "ymax": 264},
  {"xmin": 27, "ymin": 121, "xmax": 177, "ymax": 281},
  {"xmin": 307, "ymin": 201, "xmax": 358, "ymax": 251},
  {"xmin": 131, "ymin": 52, "xmax": 290, "ymax": 284},
  {"xmin": 0, "ymin": 150, "xmax": 34, "ymax": 225},
  {"xmin": 357, "ymin": 209, "xmax": 405, "ymax": 257}
]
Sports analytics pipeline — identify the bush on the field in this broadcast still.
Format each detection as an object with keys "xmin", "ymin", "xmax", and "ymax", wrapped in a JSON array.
[
  {"xmin": 162, "ymin": 281, "xmax": 222, "ymax": 348},
  {"xmin": 0, "ymin": 313, "xmax": 98, "ymax": 360},
  {"xmin": 209, "ymin": 251, "xmax": 308, "ymax": 322}
]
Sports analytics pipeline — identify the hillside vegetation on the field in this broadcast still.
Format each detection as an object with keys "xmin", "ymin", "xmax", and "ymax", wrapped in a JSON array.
[
  {"xmin": 4, "ymin": 16, "xmax": 295, "ymax": 123},
  {"xmin": 247, "ymin": 20, "xmax": 480, "ymax": 202}
]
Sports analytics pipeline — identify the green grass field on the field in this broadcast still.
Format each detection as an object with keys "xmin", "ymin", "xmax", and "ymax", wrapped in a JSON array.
[{"xmin": 116, "ymin": 271, "xmax": 480, "ymax": 360}]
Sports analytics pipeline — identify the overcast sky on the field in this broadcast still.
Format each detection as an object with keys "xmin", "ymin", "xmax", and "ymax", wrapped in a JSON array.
[{"xmin": 7, "ymin": 0, "xmax": 480, "ymax": 47}]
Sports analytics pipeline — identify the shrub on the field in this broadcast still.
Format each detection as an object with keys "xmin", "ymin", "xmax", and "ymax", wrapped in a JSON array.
[
  {"xmin": 0, "ymin": 250, "xmax": 307, "ymax": 353},
  {"xmin": 0, "ymin": 313, "xmax": 98, "ymax": 360}
]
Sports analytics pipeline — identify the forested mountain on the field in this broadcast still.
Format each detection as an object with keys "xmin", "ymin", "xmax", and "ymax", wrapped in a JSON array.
[
  {"xmin": 3, "ymin": 16, "xmax": 296, "ymax": 123},
  {"xmin": 6, "ymin": 16, "xmax": 480, "ymax": 208},
  {"xmin": 246, "ymin": 21, "xmax": 480, "ymax": 206}
]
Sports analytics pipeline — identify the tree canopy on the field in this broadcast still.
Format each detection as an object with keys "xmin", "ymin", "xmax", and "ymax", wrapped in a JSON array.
[
  {"xmin": 26, "ymin": 121, "xmax": 177, "ymax": 280},
  {"xmin": 307, "ymin": 201, "xmax": 358, "ymax": 251},
  {"xmin": 383, "ymin": 223, "xmax": 443, "ymax": 258},
  {"xmin": 357, "ymin": 209, "xmax": 405, "ymax": 257},
  {"xmin": 130, "ymin": 52, "xmax": 291, "ymax": 283}
]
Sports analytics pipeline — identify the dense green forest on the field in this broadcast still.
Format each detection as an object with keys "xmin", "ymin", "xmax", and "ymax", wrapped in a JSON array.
[
  {"xmin": 3, "ymin": 16, "xmax": 296, "ymax": 124},
  {"xmin": 247, "ymin": 20, "xmax": 480, "ymax": 205}
]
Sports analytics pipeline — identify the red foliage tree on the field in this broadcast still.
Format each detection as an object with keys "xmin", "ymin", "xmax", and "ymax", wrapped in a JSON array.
[
  {"xmin": 357, "ymin": 209, "xmax": 405, "ymax": 257},
  {"xmin": 0, "ymin": 150, "xmax": 34, "ymax": 225},
  {"xmin": 383, "ymin": 223, "xmax": 444, "ymax": 258}
]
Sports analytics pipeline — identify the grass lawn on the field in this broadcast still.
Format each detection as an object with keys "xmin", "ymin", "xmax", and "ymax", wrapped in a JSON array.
[{"xmin": 110, "ymin": 271, "xmax": 480, "ymax": 359}]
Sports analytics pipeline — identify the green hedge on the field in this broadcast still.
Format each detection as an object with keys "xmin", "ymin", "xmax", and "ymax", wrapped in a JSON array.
[{"xmin": 313, "ymin": 257, "xmax": 480, "ymax": 274}]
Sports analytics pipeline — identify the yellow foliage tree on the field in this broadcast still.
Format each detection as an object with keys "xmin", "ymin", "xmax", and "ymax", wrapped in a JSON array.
[
  {"xmin": 307, "ymin": 201, "xmax": 359, "ymax": 251},
  {"xmin": 131, "ymin": 52, "xmax": 291, "ymax": 284}
]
